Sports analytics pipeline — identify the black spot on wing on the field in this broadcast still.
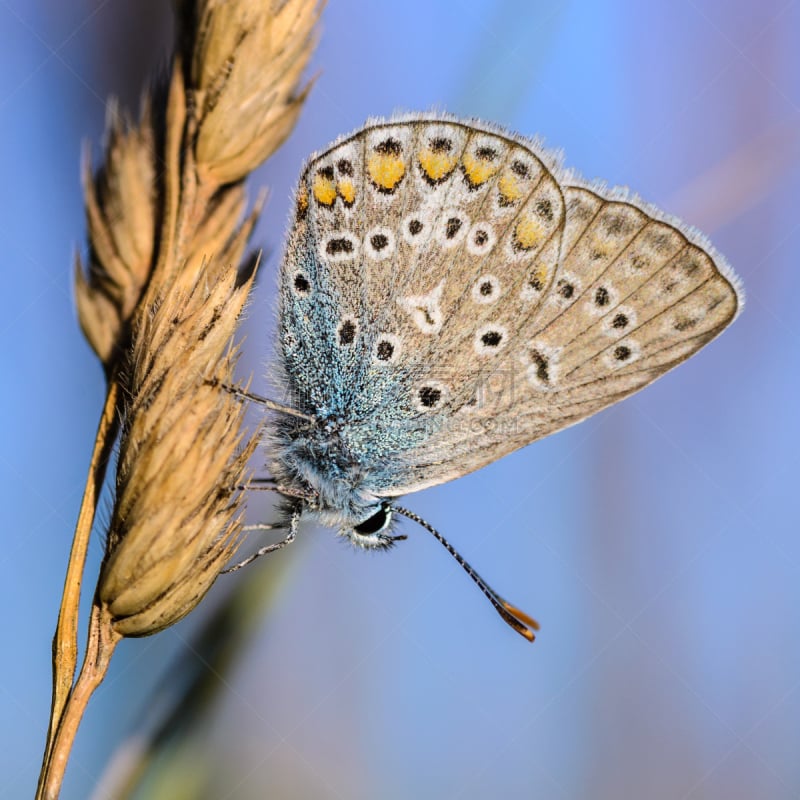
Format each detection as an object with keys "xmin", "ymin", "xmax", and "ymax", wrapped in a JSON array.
[
  {"xmin": 338, "ymin": 320, "xmax": 356, "ymax": 345},
  {"xmin": 445, "ymin": 217, "xmax": 462, "ymax": 239},
  {"xmin": 371, "ymin": 233, "xmax": 389, "ymax": 251},
  {"xmin": 418, "ymin": 386, "xmax": 442, "ymax": 408},
  {"xmin": 326, "ymin": 238, "xmax": 354, "ymax": 255},
  {"xmin": 481, "ymin": 330, "xmax": 503, "ymax": 347},
  {"xmin": 376, "ymin": 340, "xmax": 394, "ymax": 360}
]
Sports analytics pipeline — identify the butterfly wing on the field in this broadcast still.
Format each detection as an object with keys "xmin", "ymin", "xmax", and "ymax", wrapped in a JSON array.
[
  {"xmin": 276, "ymin": 115, "xmax": 742, "ymax": 499},
  {"xmin": 384, "ymin": 180, "xmax": 742, "ymax": 494}
]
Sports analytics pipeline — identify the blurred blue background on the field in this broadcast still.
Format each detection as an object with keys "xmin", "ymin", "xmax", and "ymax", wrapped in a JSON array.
[{"xmin": 2, "ymin": 1, "xmax": 799, "ymax": 798}]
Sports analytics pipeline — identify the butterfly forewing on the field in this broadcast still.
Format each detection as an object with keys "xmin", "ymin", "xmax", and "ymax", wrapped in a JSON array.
[
  {"xmin": 281, "ymin": 117, "xmax": 564, "ymax": 413},
  {"xmin": 353, "ymin": 121, "xmax": 567, "ymax": 421},
  {"xmin": 397, "ymin": 126, "xmax": 566, "ymax": 412}
]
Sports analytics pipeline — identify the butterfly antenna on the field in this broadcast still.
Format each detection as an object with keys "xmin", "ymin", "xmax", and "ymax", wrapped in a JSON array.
[{"xmin": 393, "ymin": 506, "xmax": 540, "ymax": 642}]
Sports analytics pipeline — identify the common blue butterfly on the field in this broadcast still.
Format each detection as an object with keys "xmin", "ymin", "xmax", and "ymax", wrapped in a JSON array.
[{"xmin": 233, "ymin": 114, "xmax": 743, "ymax": 641}]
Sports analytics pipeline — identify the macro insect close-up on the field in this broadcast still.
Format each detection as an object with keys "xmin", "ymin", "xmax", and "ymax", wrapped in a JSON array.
[
  {"xmin": 243, "ymin": 114, "xmax": 742, "ymax": 643},
  {"xmin": 2, "ymin": 2, "xmax": 797, "ymax": 799}
]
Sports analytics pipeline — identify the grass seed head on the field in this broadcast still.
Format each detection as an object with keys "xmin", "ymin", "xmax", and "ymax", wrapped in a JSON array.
[
  {"xmin": 190, "ymin": 0, "xmax": 321, "ymax": 185},
  {"xmin": 98, "ymin": 264, "xmax": 257, "ymax": 637}
]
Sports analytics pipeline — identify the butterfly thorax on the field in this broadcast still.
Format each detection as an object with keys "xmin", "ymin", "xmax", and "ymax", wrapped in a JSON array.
[{"xmin": 271, "ymin": 413, "xmax": 392, "ymax": 530}]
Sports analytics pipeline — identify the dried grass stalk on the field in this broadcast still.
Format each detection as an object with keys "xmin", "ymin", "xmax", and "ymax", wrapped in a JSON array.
[{"xmin": 38, "ymin": 0, "xmax": 319, "ymax": 797}]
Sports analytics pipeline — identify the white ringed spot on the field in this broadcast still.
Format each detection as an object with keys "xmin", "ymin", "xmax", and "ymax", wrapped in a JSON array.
[
  {"xmin": 401, "ymin": 213, "xmax": 428, "ymax": 246},
  {"xmin": 604, "ymin": 339, "xmax": 640, "ymax": 369},
  {"xmin": 604, "ymin": 305, "xmax": 637, "ymax": 336},
  {"xmin": 471, "ymin": 274, "xmax": 502, "ymax": 305},
  {"xmin": 466, "ymin": 222, "xmax": 496, "ymax": 256},
  {"xmin": 372, "ymin": 333, "xmax": 402, "ymax": 364},
  {"xmin": 413, "ymin": 380, "xmax": 449, "ymax": 412},
  {"xmin": 588, "ymin": 283, "xmax": 617, "ymax": 315},
  {"xmin": 435, "ymin": 210, "xmax": 469, "ymax": 248},
  {"xmin": 552, "ymin": 272, "xmax": 581, "ymax": 307},
  {"xmin": 526, "ymin": 343, "xmax": 561, "ymax": 390},
  {"xmin": 364, "ymin": 226, "xmax": 396, "ymax": 260},
  {"xmin": 320, "ymin": 231, "xmax": 359, "ymax": 263}
]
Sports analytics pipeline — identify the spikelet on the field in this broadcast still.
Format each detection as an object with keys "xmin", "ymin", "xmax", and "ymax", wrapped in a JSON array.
[
  {"xmin": 190, "ymin": 0, "xmax": 321, "ymax": 185},
  {"xmin": 98, "ymin": 261, "xmax": 257, "ymax": 636},
  {"xmin": 75, "ymin": 0, "xmax": 320, "ymax": 634},
  {"xmin": 74, "ymin": 99, "xmax": 157, "ymax": 369}
]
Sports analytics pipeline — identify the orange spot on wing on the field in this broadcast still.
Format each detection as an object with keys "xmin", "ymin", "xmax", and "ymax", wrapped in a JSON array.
[
  {"xmin": 312, "ymin": 173, "xmax": 336, "ymax": 205},
  {"xmin": 367, "ymin": 153, "xmax": 405, "ymax": 191},
  {"xmin": 296, "ymin": 187, "xmax": 309, "ymax": 215},
  {"xmin": 514, "ymin": 216, "xmax": 544, "ymax": 250},
  {"xmin": 498, "ymin": 172, "xmax": 524, "ymax": 204},
  {"xmin": 530, "ymin": 264, "xmax": 548, "ymax": 289},
  {"xmin": 418, "ymin": 148, "xmax": 457, "ymax": 182},
  {"xmin": 463, "ymin": 151, "xmax": 500, "ymax": 187},
  {"xmin": 337, "ymin": 179, "xmax": 355, "ymax": 204}
]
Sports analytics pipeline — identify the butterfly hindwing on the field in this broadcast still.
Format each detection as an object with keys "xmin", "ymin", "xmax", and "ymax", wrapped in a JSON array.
[{"xmin": 388, "ymin": 183, "xmax": 742, "ymax": 494}]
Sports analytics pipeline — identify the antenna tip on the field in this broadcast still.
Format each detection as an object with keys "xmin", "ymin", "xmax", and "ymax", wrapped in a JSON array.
[{"xmin": 502, "ymin": 600, "xmax": 541, "ymax": 641}]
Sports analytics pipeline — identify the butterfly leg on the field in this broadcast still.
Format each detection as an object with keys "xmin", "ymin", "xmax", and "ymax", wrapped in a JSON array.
[
  {"xmin": 223, "ymin": 508, "xmax": 301, "ymax": 573},
  {"xmin": 238, "ymin": 477, "xmax": 278, "ymax": 490},
  {"xmin": 207, "ymin": 377, "xmax": 313, "ymax": 421},
  {"xmin": 237, "ymin": 477, "xmax": 317, "ymax": 503}
]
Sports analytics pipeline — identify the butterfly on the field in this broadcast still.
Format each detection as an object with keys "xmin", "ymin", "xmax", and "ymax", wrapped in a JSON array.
[{"xmin": 232, "ymin": 113, "xmax": 743, "ymax": 641}]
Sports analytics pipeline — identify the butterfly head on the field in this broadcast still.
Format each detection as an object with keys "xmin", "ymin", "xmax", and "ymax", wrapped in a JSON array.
[
  {"xmin": 306, "ymin": 496, "xmax": 406, "ymax": 550},
  {"xmin": 271, "ymin": 411, "xmax": 409, "ymax": 550}
]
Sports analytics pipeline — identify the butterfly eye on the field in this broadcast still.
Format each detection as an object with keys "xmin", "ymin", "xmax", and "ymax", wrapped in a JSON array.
[
  {"xmin": 350, "ymin": 505, "xmax": 407, "ymax": 550},
  {"xmin": 353, "ymin": 505, "xmax": 392, "ymax": 536}
]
